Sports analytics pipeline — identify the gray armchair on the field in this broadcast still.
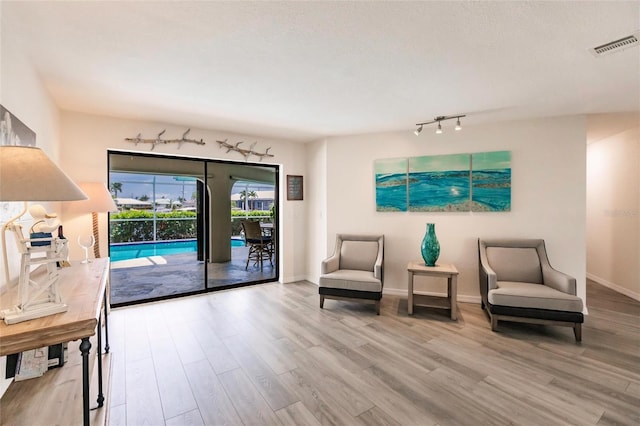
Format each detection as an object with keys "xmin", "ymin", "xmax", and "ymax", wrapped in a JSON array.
[
  {"xmin": 319, "ymin": 234, "xmax": 384, "ymax": 314},
  {"xmin": 478, "ymin": 238, "xmax": 584, "ymax": 342}
]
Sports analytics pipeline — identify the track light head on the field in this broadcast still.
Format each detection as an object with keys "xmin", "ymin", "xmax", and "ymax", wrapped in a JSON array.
[
  {"xmin": 435, "ymin": 122, "xmax": 443, "ymax": 134},
  {"xmin": 414, "ymin": 125, "xmax": 423, "ymax": 136},
  {"xmin": 455, "ymin": 118, "xmax": 462, "ymax": 131}
]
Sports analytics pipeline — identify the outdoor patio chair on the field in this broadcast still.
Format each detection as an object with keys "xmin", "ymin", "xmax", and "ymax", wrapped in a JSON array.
[{"xmin": 241, "ymin": 220, "xmax": 273, "ymax": 270}]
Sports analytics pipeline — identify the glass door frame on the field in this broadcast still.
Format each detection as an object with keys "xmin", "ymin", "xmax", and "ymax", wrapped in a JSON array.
[{"xmin": 107, "ymin": 149, "xmax": 280, "ymax": 307}]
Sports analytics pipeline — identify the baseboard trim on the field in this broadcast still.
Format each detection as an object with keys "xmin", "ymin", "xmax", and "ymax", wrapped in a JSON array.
[
  {"xmin": 587, "ymin": 273, "xmax": 640, "ymax": 302},
  {"xmin": 289, "ymin": 281, "xmax": 481, "ymax": 304},
  {"xmin": 383, "ymin": 288, "xmax": 481, "ymax": 304},
  {"xmin": 282, "ymin": 275, "xmax": 309, "ymax": 284}
]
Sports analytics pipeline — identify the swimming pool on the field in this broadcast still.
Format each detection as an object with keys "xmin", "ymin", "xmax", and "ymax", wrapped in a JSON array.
[{"xmin": 110, "ymin": 239, "xmax": 244, "ymax": 262}]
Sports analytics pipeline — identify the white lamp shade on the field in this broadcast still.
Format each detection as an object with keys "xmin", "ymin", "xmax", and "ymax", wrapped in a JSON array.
[
  {"xmin": 66, "ymin": 182, "xmax": 118, "ymax": 213},
  {"xmin": 0, "ymin": 146, "xmax": 87, "ymax": 201}
]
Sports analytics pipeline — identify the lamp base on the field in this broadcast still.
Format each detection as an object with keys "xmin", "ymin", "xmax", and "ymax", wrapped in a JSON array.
[{"xmin": 0, "ymin": 302, "xmax": 68, "ymax": 325}]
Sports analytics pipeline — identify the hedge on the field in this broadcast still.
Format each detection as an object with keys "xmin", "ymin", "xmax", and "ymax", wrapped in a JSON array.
[
  {"xmin": 110, "ymin": 210, "xmax": 272, "ymax": 243},
  {"xmin": 231, "ymin": 210, "xmax": 271, "ymax": 235},
  {"xmin": 110, "ymin": 211, "xmax": 197, "ymax": 243}
]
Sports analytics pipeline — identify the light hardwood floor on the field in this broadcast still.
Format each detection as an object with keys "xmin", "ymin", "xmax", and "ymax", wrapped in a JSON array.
[
  {"xmin": 104, "ymin": 279, "xmax": 640, "ymax": 426},
  {"xmin": 1, "ymin": 279, "xmax": 638, "ymax": 425}
]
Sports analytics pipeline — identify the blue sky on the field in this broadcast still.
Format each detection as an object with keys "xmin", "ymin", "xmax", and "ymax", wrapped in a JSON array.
[
  {"xmin": 109, "ymin": 173, "xmax": 273, "ymax": 201},
  {"xmin": 109, "ymin": 173, "xmax": 198, "ymax": 201}
]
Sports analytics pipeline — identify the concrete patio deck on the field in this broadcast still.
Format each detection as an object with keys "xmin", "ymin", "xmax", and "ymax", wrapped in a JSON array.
[{"xmin": 109, "ymin": 246, "xmax": 276, "ymax": 305}]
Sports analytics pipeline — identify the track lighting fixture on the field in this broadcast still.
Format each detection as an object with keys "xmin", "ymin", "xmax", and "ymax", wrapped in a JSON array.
[{"xmin": 414, "ymin": 115, "xmax": 466, "ymax": 135}]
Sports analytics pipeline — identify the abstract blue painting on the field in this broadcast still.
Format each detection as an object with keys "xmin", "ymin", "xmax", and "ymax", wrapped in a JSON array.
[
  {"xmin": 408, "ymin": 154, "xmax": 471, "ymax": 211},
  {"xmin": 375, "ymin": 158, "xmax": 407, "ymax": 212},
  {"xmin": 374, "ymin": 151, "xmax": 511, "ymax": 212},
  {"xmin": 471, "ymin": 151, "xmax": 511, "ymax": 212}
]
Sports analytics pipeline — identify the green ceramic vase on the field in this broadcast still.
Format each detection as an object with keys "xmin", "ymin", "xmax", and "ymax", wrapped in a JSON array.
[{"xmin": 421, "ymin": 223, "xmax": 440, "ymax": 267}]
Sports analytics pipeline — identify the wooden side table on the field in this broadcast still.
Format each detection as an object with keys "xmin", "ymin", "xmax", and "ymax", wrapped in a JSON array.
[
  {"xmin": 407, "ymin": 261, "xmax": 459, "ymax": 320},
  {"xmin": 0, "ymin": 258, "xmax": 110, "ymax": 425}
]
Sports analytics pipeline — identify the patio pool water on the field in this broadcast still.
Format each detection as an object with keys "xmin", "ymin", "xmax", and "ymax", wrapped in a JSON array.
[{"xmin": 110, "ymin": 239, "xmax": 244, "ymax": 262}]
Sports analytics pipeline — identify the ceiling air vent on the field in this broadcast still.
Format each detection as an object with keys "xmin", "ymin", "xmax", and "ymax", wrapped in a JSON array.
[{"xmin": 591, "ymin": 32, "xmax": 639, "ymax": 57}]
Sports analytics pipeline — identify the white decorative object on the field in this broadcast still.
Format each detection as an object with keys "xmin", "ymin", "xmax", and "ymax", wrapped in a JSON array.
[
  {"xmin": 125, "ymin": 129, "xmax": 205, "ymax": 150},
  {"xmin": 77, "ymin": 235, "xmax": 95, "ymax": 264},
  {"xmin": 0, "ymin": 222, "xmax": 69, "ymax": 324},
  {"xmin": 216, "ymin": 139, "xmax": 274, "ymax": 161},
  {"xmin": 29, "ymin": 204, "xmax": 61, "ymax": 233}
]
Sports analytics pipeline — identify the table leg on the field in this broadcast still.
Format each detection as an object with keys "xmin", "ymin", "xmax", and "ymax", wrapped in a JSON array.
[
  {"xmin": 96, "ymin": 316, "xmax": 104, "ymax": 408},
  {"xmin": 408, "ymin": 271, "xmax": 414, "ymax": 315},
  {"xmin": 104, "ymin": 288, "xmax": 110, "ymax": 353},
  {"xmin": 449, "ymin": 274, "xmax": 458, "ymax": 320},
  {"xmin": 80, "ymin": 337, "xmax": 91, "ymax": 426}
]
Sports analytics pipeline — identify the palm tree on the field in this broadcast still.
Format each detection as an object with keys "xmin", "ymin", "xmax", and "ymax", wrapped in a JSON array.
[
  {"xmin": 110, "ymin": 182, "xmax": 122, "ymax": 199},
  {"xmin": 239, "ymin": 190, "xmax": 258, "ymax": 210}
]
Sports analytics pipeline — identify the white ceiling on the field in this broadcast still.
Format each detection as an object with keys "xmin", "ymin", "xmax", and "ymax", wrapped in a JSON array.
[{"xmin": 4, "ymin": 1, "xmax": 639, "ymax": 142}]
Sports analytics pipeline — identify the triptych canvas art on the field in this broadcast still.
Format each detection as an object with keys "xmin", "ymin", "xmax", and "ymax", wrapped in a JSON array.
[{"xmin": 375, "ymin": 151, "xmax": 511, "ymax": 212}]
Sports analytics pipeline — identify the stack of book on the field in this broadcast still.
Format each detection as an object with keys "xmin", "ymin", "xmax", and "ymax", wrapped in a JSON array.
[{"xmin": 8, "ymin": 343, "xmax": 68, "ymax": 382}]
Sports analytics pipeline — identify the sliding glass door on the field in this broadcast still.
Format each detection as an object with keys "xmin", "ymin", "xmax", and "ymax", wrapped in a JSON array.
[
  {"xmin": 108, "ymin": 151, "xmax": 279, "ymax": 307},
  {"xmin": 205, "ymin": 160, "xmax": 277, "ymax": 289}
]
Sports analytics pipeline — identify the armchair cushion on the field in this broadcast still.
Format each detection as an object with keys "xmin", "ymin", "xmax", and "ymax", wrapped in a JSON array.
[
  {"xmin": 340, "ymin": 240, "xmax": 379, "ymax": 271},
  {"xmin": 485, "ymin": 247, "xmax": 543, "ymax": 283},
  {"xmin": 489, "ymin": 281, "xmax": 583, "ymax": 312},
  {"xmin": 319, "ymin": 269, "xmax": 382, "ymax": 293}
]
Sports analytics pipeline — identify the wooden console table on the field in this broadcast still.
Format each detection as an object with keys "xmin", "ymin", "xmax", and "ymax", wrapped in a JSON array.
[
  {"xmin": 0, "ymin": 258, "xmax": 110, "ymax": 425},
  {"xmin": 407, "ymin": 261, "xmax": 459, "ymax": 320}
]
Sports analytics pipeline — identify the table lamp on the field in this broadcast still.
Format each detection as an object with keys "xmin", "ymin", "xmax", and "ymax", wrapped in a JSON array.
[
  {"xmin": 0, "ymin": 145, "xmax": 87, "ymax": 323},
  {"xmin": 65, "ymin": 182, "xmax": 118, "ymax": 259}
]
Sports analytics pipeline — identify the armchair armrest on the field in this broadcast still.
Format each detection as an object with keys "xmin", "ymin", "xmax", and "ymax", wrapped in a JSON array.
[
  {"xmin": 480, "ymin": 263, "xmax": 498, "ymax": 290},
  {"xmin": 374, "ymin": 263, "xmax": 382, "ymax": 281},
  {"xmin": 321, "ymin": 254, "xmax": 339, "ymax": 274},
  {"xmin": 373, "ymin": 251, "xmax": 383, "ymax": 282},
  {"xmin": 542, "ymin": 266, "xmax": 576, "ymax": 295},
  {"xmin": 478, "ymin": 242, "xmax": 498, "ymax": 291}
]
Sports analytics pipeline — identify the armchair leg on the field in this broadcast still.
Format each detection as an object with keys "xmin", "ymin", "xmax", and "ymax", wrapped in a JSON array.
[
  {"xmin": 490, "ymin": 314, "xmax": 498, "ymax": 332},
  {"xmin": 573, "ymin": 323, "xmax": 582, "ymax": 342},
  {"xmin": 375, "ymin": 300, "xmax": 380, "ymax": 315},
  {"xmin": 320, "ymin": 295, "xmax": 325, "ymax": 309}
]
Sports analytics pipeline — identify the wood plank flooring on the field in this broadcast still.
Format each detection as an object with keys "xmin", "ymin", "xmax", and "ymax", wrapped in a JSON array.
[
  {"xmin": 104, "ymin": 279, "xmax": 640, "ymax": 426},
  {"xmin": 1, "ymin": 279, "xmax": 637, "ymax": 425}
]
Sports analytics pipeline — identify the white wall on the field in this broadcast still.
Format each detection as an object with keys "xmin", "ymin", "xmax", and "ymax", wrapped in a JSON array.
[
  {"xmin": 586, "ymin": 113, "xmax": 640, "ymax": 300},
  {"xmin": 59, "ymin": 111, "xmax": 308, "ymax": 283},
  {"xmin": 0, "ymin": 13, "xmax": 62, "ymax": 290},
  {"xmin": 0, "ymin": 3, "xmax": 63, "ymax": 397},
  {"xmin": 309, "ymin": 116, "xmax": 587, "ymax": 304},
  {"xmin": 305, "ymin": 138, "xmax": 328, "ymax": 282}
]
